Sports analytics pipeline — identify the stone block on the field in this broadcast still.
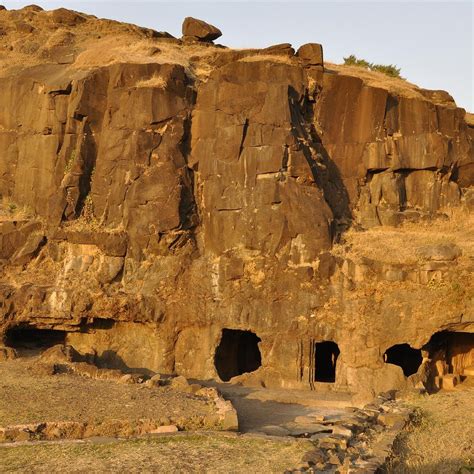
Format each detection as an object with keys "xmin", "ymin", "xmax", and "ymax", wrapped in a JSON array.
[
  {"xmin": 441, "ymin": 374, "xmax": 460, "ymax": 389},
  {"xmin": 150, "ymin": 425, "xmax": 178, "ymax": 434},
  {"xmin": 297, "ymin": 43, "xmax": 324, "ymax": 66},
  {"xmin": 463, "ymin": 366, "xmax": 474, "ymax": 376}
]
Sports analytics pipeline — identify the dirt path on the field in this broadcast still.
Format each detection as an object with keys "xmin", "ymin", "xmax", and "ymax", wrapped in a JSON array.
[{"xmin": 197, "ymin": 381, "xmax": 353, "ymax": 433}]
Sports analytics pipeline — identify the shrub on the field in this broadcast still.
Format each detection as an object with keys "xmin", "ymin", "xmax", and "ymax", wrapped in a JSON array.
[
  {"xmin": 343, "ymin": 54, "xmax": 403, "ymax": 79},
  {"xmin": 343, "ymin": 54, "xmax": 371, "ymax": 69}
]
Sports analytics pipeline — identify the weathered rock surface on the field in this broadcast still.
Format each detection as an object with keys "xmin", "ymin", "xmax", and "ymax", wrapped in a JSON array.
[
  {"xmin": 182, "ymin": 17, "xmax": 222, "ymax": 42},
  {"xmin": 297, "ymin": 43, "xmax": 323, "ymax": 67},
  {"xmin": 0, "ymin": 7, "xmax": 473, "ymax": 399}
]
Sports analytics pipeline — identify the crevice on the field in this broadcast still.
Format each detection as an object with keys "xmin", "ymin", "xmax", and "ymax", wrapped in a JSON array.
[
  {"xmin": 74, "ymin": 119, "xmax": 98, "ymax": 218},
  {"xmin": 238, "ymin": 118, "xmax": 249, "ymax": 159},
  {"xmin": 48, "ymin": 83, "xmax": 72, "ymax": 97},
  {"xmin": 5, "ymin": 326, "xmax": 66, "ymax": 356},
  {"xmin": 178, "ymin": 113, "xmax": 199, "ymax": 232},
  {"xmin": 288, "ymin": 85, "xmax": 353, "ymax": 237}
]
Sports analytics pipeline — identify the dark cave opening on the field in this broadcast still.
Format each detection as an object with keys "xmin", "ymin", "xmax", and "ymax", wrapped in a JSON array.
[
  {"xmin": 5, "ymin": 326, "xmax": 66, "ymax": 354},
  {"xmin": 214, "ymin": 329, "xmax": 262, "ymax": 382},
  {"xmin": 314, "ymin": 341, "xmax": 340, "ymax": 383},
  {"xmin": 384, "ymin": 343, "xmax": 422, "ymax": 376},
  {"xmin": 425, "ymin": 331, "xmax": 474, "ymax": 376}
]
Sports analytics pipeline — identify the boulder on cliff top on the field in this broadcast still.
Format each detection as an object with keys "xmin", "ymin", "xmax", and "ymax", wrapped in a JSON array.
[
  {"xmin": 51, "ymin": 8, "xmax": 87, "ymax": 26},
  {"xmin": 182, "ymin": 17, "xmax": 222, "ymax": 42},
  {"xmin": 297, "ymin": 42, "xmax": 324, "ymax": 66},
  {"xmin": 261, "ymin": 43, "xmax": 295, "ymax": 57},
  {"xmin": 417, "ymin": 243, "xmax": 462, "ymax": 261},
  {"xmin": 23, "ymin": 4, "xmax": 44, "ymax": 12}
]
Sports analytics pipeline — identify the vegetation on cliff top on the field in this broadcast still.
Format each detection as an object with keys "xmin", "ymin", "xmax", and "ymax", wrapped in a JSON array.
[{"xmin": 343, "ymin": 54, "xmax": 403, "ymax": 78}]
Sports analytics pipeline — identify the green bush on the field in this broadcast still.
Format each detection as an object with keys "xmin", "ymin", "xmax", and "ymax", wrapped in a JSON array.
[{"xmin": 343, "ymin": 54, "xmax": 403, "ymax": 79}]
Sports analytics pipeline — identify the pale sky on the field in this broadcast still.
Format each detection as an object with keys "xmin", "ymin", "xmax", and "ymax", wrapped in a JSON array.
[{"xmin": 3, "ymin": 1, "xmax": 473, "ymax": 111}]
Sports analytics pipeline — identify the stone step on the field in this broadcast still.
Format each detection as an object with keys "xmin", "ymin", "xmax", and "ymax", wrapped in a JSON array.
[{"xmin": 435, "ymin": 374, "xmax": 460, "ymax": 390}]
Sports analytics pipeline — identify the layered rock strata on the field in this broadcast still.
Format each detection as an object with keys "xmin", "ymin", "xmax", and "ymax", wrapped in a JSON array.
[{"xmin": 0, "ymin": 6, "xmax": 473, "ymax": 399}]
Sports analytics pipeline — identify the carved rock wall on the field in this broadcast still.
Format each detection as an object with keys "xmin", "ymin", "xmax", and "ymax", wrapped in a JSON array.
[{"xmin": 0, "ymin": 7, "xmax": 473, "ymax": 399}]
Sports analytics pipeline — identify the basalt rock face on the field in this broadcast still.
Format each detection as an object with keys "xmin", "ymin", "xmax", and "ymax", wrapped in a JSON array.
[{"xmin": 0, "ymin": 7, "xmax": 473, "ymax": 400}]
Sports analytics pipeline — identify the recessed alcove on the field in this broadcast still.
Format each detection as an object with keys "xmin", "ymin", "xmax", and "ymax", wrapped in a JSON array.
[
  {"xmin": 5, "ymin": 326, "xmax": 66, "ymax": 354},
  {"xmin": 314, "ymin": 341, "xmax": 340, "ymax": 383},
  {"xmin": 214, "ymin": 329, "xmax": 262, "ymax": 382},
  {"xmin": 384, "ymin": 343, "xmax": 422, "ymax": 376},
  {"xmin": 425, "ymin": 331, "xmax": 474, "ymax": 376}
]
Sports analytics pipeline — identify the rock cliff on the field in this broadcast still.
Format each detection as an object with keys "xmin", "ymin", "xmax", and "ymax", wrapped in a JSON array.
[{"xmin": 1, "ymin": 6, "xmax": 473, "ymax": 400}]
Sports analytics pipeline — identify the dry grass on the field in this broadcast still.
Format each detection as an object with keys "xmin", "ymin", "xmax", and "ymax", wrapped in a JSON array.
[
  {"xmin": 238, "ymin": 54, "xmax": 296, "ymax": 65},
  {"xmin": 0, "ymin": 197, "xmax": 33, "ymax": 222},
  {"xmin": 1, "ymin": 6, "xmax": 471, "ymax": 112},
  {"xmin": 333, "ymin": 208, "xmax": 474, "ymax": 265},
  {"xmin": 325, "ymin": 62, "xmax": 425, "ymax": 101},
  {"xmin": 0, "ymin": 9, "xmax": 219, "ymax": 82},
  {"xmin": 134, "ymin": 74, "xmax": 167, "ymax": 89},
  {"xmin": 387, "ymin": 388, "xmax": 474, "ymax": 473},
  {"xmin": 0, "ymin": 358, "xmax": 213, "ymax": 426},
  {"xmin": 0, "ymin": 433, "xmax": 311, "ymax": 473},
  {"xmin": 73, "ymin": 37, "xmax": 218, "ymax": 82}
]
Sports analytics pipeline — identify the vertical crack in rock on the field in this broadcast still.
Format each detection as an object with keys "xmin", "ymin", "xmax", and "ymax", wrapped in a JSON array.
[
  {"xmin": 74, "ymin": 119, "xmax": 98, "ymax": 218},
  {"xmin": 237, "ymin": 118, "xmax": 249, "ymax": 160},
  {"xmin": 288, "ymin": 85, "xmax": 352, "ymax": 238},
  {"xmin": 179, "ymin": 112, "xmax": 199, "ymax": 234}
]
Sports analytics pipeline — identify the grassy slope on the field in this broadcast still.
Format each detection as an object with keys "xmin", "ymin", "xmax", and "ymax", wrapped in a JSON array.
[{"xmin": 387, "ymin": 387, "xmax": 474, "ymax": 473}]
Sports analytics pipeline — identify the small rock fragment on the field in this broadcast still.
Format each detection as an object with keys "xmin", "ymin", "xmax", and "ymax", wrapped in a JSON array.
[
  {"xmin": 331, "ymin": 425, "xmax": 353, "ymax": 438},
  {"xmin": 168, "ymin": 375, "xmax": 192, "ymax": 392},
  {"xmin": 377, "ymin": 412, "xmax": 404, "ymax": 428},
  {"xmin": 150, "ymin": 425, "xmax": 178, "ymax": 434},
  {"xmin": 119, "ymin": 374, "xmax": 134, "ymax": 384},
  {"xmin": 0, "ymin": 346, "xmax": 17, "ymax": 361}
]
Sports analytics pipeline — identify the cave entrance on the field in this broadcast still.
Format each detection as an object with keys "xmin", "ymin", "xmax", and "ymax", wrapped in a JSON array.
[
  {"xmin": 425, "ymin": 331, "xmax": 474, "ymax": 380},
  {"xmin": 214, "ymin": 329, "xmax": 262, "ymax": 382},
  {"xmin": 314, "ymin": 341, "xmax": 340, "ymax": 383},
  {"xmin": 384, "ymin": 343, "xmax": 422, "ymax": 376},
  {"xmin": 5, "ymin": 326, "xmax": 66, "ymax": 355}
]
